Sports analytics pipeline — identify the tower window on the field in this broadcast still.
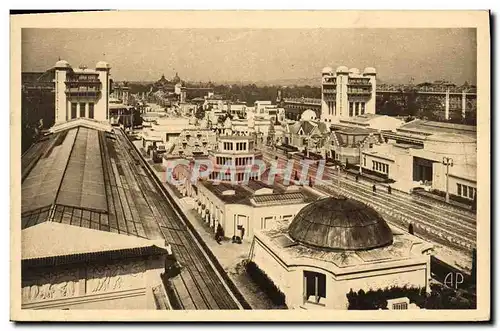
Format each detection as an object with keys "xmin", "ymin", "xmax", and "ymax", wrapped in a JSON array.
[
  {"xmin": 71, "ymin": 103, "xmax": 77, "ymax": 119},
  {"xmin": 80, "ymin": 103, "xmax": 86, "ymax": 118},
  {"xmin": 89, "ymin": 103, "xmax": 94, "ymax": 119}
]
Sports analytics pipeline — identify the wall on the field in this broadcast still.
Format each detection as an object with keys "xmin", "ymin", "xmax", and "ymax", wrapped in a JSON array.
[
  {"xmin": 250, "ymin": 238, "xmax": 289, "ymax": 294},
  {"xmin": 96, "ymin": 69, "xmax": 109, "ymax": 121},
  {"xmin": 432, "ymin": 163, "xmax": 477, "ymax": 197},
  {"xmin": 226, "ymin": 203, "xmax": 306, "ymax": 241},
  {"xmin": 55, "ymin": 69, "xmax": 67, "ymax": 124},
  {"xmin": 21, "ymin": 256, "xmax": 166, "ymax": 310}
]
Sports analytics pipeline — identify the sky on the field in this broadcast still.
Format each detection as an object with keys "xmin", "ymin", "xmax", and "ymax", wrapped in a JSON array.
[{"xmin": 21, "ymin": 28, "xmax": 477, "ymax": 85}]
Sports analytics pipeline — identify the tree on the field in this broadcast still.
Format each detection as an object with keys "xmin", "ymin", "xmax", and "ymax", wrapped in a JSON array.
[{"xmin": 195, "ymin": 105, "xmax": 205, "ymax": 120}]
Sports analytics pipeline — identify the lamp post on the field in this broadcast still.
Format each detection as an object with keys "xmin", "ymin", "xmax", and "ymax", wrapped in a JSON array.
[
  {"xmin": 336, "ymin": 165, "xmax": 341, "ymax": 188},
  {"xmin": 442, "ymin": 156, "xmax": 454, "ymax": 203}
]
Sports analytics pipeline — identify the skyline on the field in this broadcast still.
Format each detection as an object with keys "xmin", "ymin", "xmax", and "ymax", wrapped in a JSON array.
[{"xmin": 22, "ymin": 28, "xmax": 477, "ymax": 85}]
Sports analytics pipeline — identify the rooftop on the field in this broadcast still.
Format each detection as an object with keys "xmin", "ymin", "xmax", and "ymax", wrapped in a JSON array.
[
  {"xmin": 397, "ymin": 119, "xmax": 476, "ymax": 138},
  {"xmin": 257, "ymin": 218, "xmax": 431, "ymax": 271},
  {"xmin": 288, "ymin": 197, "xmax": 393, "ymax": 251},
  {"xmin": 200, "ymin": 179, "xmax": 316, "ymax": 206},
  {"xmin": 22, "ymin": 222, "xmax": 167, "ymax": 268}
]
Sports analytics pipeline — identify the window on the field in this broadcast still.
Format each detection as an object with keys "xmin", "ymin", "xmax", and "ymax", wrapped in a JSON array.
[
  {"xmin": 261, "ymin": 216, "xmax": 273, "ymax": 229},
  {"xmin": 372, "ymin": 161, "xmax": 389, "ymax": 174},
  {"xmin": 304, "ymin": 271, "xmax": 326, "ymax": 304},
  {"xmin": 349, "ymin": 102, "xmax": 354, "ymax": 117},
  {"xmin": 456, "ymin": 183, "xmax": 476, "ymax": 200},
  {"xmin": 363, "ymin": 156, "xmax": 366, "ymax": 167},
  {"xmin": 71, "ymin": 103, "xmax": 77, "ymax": 119},
  {"xmin": 88, "ymin": 103, "xmax": 94, "ymax": 119},
  {"xmin": 361, "ymin": 102, "xmax": 365, "ymax": 115},
  {"xmin": 79, "ymin": 103, "xmax": 86, "ymax": 117}
]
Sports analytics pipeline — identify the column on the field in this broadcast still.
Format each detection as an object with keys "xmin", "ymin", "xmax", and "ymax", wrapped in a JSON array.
[
  {"xmin": 445, "ymin": 89, "xmax": 450, "ymax": 120},
  {"xmin": 462, "ymin": 90, "xmax": 466, "ymax": 119}
]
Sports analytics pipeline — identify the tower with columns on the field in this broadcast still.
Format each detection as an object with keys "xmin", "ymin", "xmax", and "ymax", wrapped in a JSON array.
[
  {"xmin": 321, "ymin": 66, "xmax": 377, "ymax": 123},
  {"xmin": 53, "ymin": 60, "xmax": 111, "ymax": 124}
]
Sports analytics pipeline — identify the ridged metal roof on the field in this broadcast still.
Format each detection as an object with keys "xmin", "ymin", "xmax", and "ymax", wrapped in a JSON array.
[{"xmin": 288, "ymin": 197, "xmax": 393, "ymax": 251}]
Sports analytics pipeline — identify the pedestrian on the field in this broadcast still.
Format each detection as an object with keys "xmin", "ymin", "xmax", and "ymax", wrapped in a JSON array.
[
  {"xmin": 216, "ymin": 223, "xmax": 224, "ymax": 244},
  {"xmin": 408, "ymin": 223, "xmax": 414, "ymax": 235},
  {"xmin": 388, "ymin": 185, "xmax": 392, "ymax": 194},
  {"xmin": 241, "ymin": 227, "xmax": 245, "ymax": 239},
  {"xmin": 355, "ymin": 175, "xmax": 359, "ymax": 182},
  {"xmin": 372, "ymin": 184, "xmax": 376, "ymax": 194}
]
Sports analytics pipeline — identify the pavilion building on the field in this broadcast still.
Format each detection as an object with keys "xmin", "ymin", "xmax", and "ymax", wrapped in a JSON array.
[{"xmin": 249, "ymin": 197, "xmax": 433, "ymax": 310}]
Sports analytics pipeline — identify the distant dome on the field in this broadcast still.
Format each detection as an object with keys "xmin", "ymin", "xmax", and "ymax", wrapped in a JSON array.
[
  {"xmin": 288, "ymin": 197, "xmax": 393, "ymax": 251},
  {"xmin": 349, "ymin": 68, "xmax": 360, "ymax": 75},
  {"xmin": 363, "ymin": 67, "xmax": 377, "ymax": 75},
  {"xmin": 322, "ymin": 67, "xmax": 333, "ymax": 75},
  {"xmin": 96, "ymin": 61, "xmax": 110, "ymax": 70},
  {"xmin": 336, "ymin": 66, "xmax": 349, "ymax": 74},
  {"xmin": 55, "ymin": 60, "xmax": 70, "ymax": 69},
  {"xmin": 301, "ymin": 109, "xmax": 317, "ymax": 121}
]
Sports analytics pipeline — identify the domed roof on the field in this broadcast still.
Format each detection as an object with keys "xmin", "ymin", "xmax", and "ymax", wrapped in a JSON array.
[
  {"xmin": 96, "ymin": 61, "xmax": 110, "ymax": 70},
  {"xmin": 322, "ymin": 67, "xmax": 333, "ymax": 74},
  {"xmin": 288, "ymin": 197, "xmax": 393, "ymax": 251},
  {"xmin": 349, "ymin": 68, "xmax": 360, "ymax": 75},
  {"xmin": 363, "ymin": 67, "xmax": 377, "ymax": 75},
  {"xmin": 300, "ymin": 109, "xmax": 317, "ymax": 121},
  {"xmin": 55, "ymin": 60, "xmax": 70, "ymax": 68},
  {"xmin": 336, "ymin": 66, "xmax": 349, "ymax": 74}
]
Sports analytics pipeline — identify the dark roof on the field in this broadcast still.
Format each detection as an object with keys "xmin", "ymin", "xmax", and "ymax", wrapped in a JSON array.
[
  {"xmin": 201, "ymin": 180, "xmax": 253, "ymax": 204},
  {"xmin": 252, "ymin": 192, "xmax": 308, "ymax": 206},
  {"xmin": 21, "ymin": 125, "xmax": 169, "ymax": 239},
  {"xmin": 288, "ymin": 197, "xmax": 393, "ymax": 251}
]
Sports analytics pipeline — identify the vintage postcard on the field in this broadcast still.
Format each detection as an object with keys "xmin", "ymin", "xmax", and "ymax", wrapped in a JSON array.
[{"xmin": 10, "ymin": 10, "xmax": 490, "ymax": 322}]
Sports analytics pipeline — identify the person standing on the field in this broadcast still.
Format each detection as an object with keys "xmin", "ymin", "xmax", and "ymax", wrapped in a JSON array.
[
  {"xmin": 388, "ymin": 185, "xmax": 392, "ymax": 194},
  {"xmin": 372, "ymin": 184, "xmax": 376, "ymax": 194}
]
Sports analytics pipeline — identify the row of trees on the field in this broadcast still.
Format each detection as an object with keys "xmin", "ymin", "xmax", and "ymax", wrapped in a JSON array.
[{"xmin": 347, "ymin": 283, "xmax": 476, "ymax": 310}]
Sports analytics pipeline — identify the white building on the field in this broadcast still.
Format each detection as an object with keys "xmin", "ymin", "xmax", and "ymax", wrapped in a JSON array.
[
  {"xmin": 363, "ymin": 132, "xmax": 477, "ymax": 195},
  {"xmin": 321, "ymin": 66, "xmax": 377, "ymax": 124},
  {"xmin": 363, "ymin": 120, "xmax": 477, "ymax": 195},
  {"xmin": 250, "ymin": 197, "xmax": 433, "ymax": 310},
  {"xmin": 141, "ymin": 116, "xmax": 194, "ymax": 149},
  {"xmin": 54, "ymin": 60, "xmax": 111, "ymax": 124}
]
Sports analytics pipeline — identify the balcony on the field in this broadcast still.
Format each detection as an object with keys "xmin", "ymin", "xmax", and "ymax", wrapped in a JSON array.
[
  {"xmin": 347, "ymin": 80, "xmax": 372, "ymax": 87},
  {"xmin": 347, "ymin": 89, "xmax": 372, "ymax": 96},
  {"xmin": 323, "ymin": 89, "xmax": 336, "ymax": 94},
  {"xmin": 65, "ymin": 80, "xmax": 102, "ymax": 87},
  {"xmin": 65, "ymin": 89, "xmax": 101, "ymax": 97}
]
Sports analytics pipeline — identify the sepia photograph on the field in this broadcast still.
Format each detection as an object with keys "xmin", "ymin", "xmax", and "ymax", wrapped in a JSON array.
[{"xmin": 10, "ymin": 10, "xmax": 490, "ymax": 322}]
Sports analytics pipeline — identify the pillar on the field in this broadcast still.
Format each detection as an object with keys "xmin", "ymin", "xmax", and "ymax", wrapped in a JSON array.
[
  {"xmin": 445, "ymin": 89, "xmax": 450, "ymax": 120},
  {"xmin": 462, "ymin": 90, "xmax": 466, "ymax": 119}
]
